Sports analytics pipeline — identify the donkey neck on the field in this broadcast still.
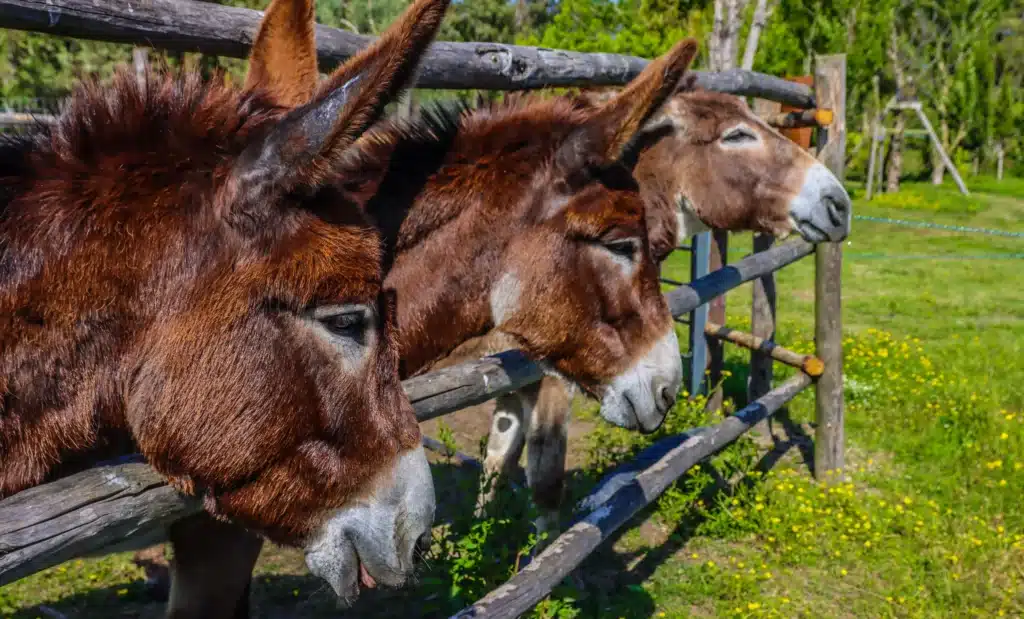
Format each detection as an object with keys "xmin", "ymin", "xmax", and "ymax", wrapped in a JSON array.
[{"xmin": 356, "ymin": 102, "xmax": 584, "ymax": 377}]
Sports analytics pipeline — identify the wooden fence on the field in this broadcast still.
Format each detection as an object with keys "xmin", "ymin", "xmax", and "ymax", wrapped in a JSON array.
[{"xmin": 0, "ymin": 4, "xmax": 846, "ymax": 616}]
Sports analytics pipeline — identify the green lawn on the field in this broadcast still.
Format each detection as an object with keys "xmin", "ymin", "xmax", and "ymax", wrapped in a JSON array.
[{"xmin": 2, "ymin": 179, "xmax": 1023, "ymax": 618}]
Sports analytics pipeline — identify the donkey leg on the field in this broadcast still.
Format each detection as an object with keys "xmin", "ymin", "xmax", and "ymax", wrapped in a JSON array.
[
  {"xmin": 165, "ymin": 512, "xmax": 263, "ymax": 619},
  {"xmin": 474, "ymin": 389, "xmax": 532, "ymax": 518},
  {"xmin": 525, "ymin": 375, "xmax": 575, "ymax": 549},
  {"xmin": 133, "ymin": 544, "xmax": 172, "ymax": 602}
]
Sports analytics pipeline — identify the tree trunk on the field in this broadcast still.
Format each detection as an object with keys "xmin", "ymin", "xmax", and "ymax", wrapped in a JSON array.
[
  {"xmin": 931, "ymin": 144, "xmax": 945, "ymax": 185},
  {"xmin": 886, "ymin": 113, "xmax": 904, "ymax": 192},
  {"xmin": 885, "ymin": 27, "xmax": 906, "ymax": 192},
  {"xmin": 710, "ymin": 0, "xmax": 747, "ymax": 71},
  {"xmin": 845, "ymin": 4, "xmax": 858, "ymax": 50},
  {"xmin": 931, "ymin": 117, "xmax": 952, "ymax": 186},
  {"xmin": 132, "ymin": 47, "xmax": 148, "ymax": 85},
  {"xmin": 996, "ymin": 142, "xmax": 1004, "ymax": 180},
  {"xmin": 514, "ymin": 0, "xmax": 529, "ymax": 33},
  {"xmin": 740, "ymin": 0, "xmax": 774, "ymax": 71}
]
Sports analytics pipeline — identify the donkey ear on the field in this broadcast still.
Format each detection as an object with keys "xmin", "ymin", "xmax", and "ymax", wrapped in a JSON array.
[
  {"xmin": 231, "ymin": 0, "xmax": 450, "ymax": 197},
  {"xmin": 315, "ymin": 0, "xmax": 450, "ymax": 136},
  {"xmin": 557, "ymin": 37, "xmax": 699, "ymax": 175},
  {"xmin": 244, "ymin": 0, "xmax": 320, "ymax": 107}
]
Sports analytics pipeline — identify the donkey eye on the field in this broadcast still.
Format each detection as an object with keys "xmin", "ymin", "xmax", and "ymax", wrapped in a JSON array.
[
  {"xmin": 321, "ymin": 311, "xmax": 365, "ymax": 338},
  {"xmin": 721, "ymin": 127, "xmax": 757, "ymax": 144},
  {"xmin": 602, "ymin": 239, "xmax": 639, "ymax": 260}
]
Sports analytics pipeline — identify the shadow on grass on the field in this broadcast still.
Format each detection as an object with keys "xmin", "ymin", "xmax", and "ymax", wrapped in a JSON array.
[
  {"xmin": 562, "ymin": 399, "xmax": 815, "ymax": 619},
  {"xmin": 4, "ymin": 389, "xmax": 814, "ymax": 619}
]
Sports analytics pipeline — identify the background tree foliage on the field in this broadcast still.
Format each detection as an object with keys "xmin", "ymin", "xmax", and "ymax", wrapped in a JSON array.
[{"xmin": 1, "ymin": 0, "xmax": 1021, "ymax": 178}]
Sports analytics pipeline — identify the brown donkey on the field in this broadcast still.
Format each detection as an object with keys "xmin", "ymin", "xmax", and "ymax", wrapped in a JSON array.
[
  {"xmin": 0, "ymin": 0, "xmax": 452, "ymax": 612},
  {"xmin": 132, "ymin": 0, "xmax": 699, "ymax": 611},
  {"xmin": 461, "ymin": 86, "xmax": 853, "ymax": 539}
]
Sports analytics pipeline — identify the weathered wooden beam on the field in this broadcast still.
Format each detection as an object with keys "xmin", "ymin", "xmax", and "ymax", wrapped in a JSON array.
[
  {"xmin": 0, "ymin": 111, "xmax": 55, "ymax": 126},
  {"xmin": 762, "ymin": 108, "xmax": 832, "ymax": 129},
  {"xmin": 813, "ymin": 54, "xmax": 846, "ymax": 480},
  {"xmin": 420, "ymin": 436, "xmax": 482, "ymax": 470},
  {"xmin": 704, "ymin": 320, "xmax": 823, "ymax": 377},
  {"xmin": 0, "ymin": 238, "xmax": 817, "ymax": 585},
  {"xmin": 0, "ymin": 0, "xmax": 813, "ymax": 105},
  {"xmin": 0, "ymin": 350, "xmax": 541, "ymax": 585},
  {"xmin": 0, "ymin": 460, "xmax": 201, "ymax": 586},
  {"xmin": 908, "ymin": 105, "xmax": 969, "ymax": 196},
  {"xmin": 747, "ymin": 233, "xmax": 777, "ymax": 406},
  {"xmin": 450, "ymin": 373, "xmax": 813, "ymax": 619},
  {"xmin": 665, "ymin": 239, "xmax": 815, "ymax": 318},
  {"xmin": 405, "ymin": 350, "xmax": 544, "ymax": 422},
  {"xmin": 704, "ymin": 230, "xmax": 729, "ymax": 413}
]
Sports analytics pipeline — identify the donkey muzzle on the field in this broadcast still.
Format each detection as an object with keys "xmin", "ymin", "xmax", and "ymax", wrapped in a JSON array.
[
  {"xmin": 599, "ymin": 327, "xmax": 683, "ymax": 433},
  {"xmin": 789, "ymin": 162, "xmax": 852, "ymax": 243},
  {"xmin": 304, "ymin": 445, "xmax": 435, "ymax": 607}
]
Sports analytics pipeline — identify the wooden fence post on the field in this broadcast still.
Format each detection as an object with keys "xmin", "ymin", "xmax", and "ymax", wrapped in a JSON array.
[
  {"xmin": 812, "ymin": 54, "xmax": 845, "ymax": 479},
  {"xmin": 748, "ymin": 99, "xmax": 781, "ymax": 411},
  {"xmin": 705, "ymin": 229, "xmax": 729, "ymax": 413},
  {"xmin": 132, "ymin": 47, "xmax": 148, "ymax": 85},
  {"xmin": 748, "ymin": 232, "xmax": 776, "ymax": 404}
]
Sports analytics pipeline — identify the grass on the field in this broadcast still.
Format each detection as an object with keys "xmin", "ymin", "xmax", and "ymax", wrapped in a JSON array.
[{"xmin": 2, "ymin": 179, "xmax": 1023, "ymax": 618}]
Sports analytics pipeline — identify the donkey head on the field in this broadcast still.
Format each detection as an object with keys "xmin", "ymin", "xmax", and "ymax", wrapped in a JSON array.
[
  {"xmin": 232, "ymin": 0, "xmax": 452, "ymax": 602},
  {"xmin": 486, "ymin": 41, "xmax": 699, "ymax": 433},
  {"xmin": 0, "ymin": 0, "xmax": 449, "ymax": 606},
  {"xmin": 250, "ymin": 10, "xmax": 695, "ymax": 433},
  {"xmin": 633, "ymin": 89, "xmax": 852, "ymax": 260}
]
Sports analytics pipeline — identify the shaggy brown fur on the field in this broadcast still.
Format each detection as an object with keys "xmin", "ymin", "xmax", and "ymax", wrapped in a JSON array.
[
  {"xmin": 1, "ymin": 0, "xmax": 452, "ymax": 549},
  {"xmin": 129, "ymin": 10, "xmax": 699, "ymax": 614},
  {"xmin": 336, "ymin": 42, "xmax": 699, "ymax": 392},
  {"xmin": 466, "ymin": 84, "xmax": 838, "ymax": 533}
]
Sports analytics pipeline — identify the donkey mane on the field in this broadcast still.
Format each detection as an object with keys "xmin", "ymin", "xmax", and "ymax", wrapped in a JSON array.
[
  {"xmin": 0, "ymin": 66, "xmax": 383, "ymax": 493},
  {"xmin": 0, "ymin": 67, "xmax": 287, "ymax": 272},
  {"xmin": 338, "ymin": 95, "xmax": 597, "ymax": 259}
]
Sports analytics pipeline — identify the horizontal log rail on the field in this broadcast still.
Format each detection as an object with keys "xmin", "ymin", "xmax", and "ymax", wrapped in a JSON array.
[
  {"xmin": 665, "ymin": 239, "xmax": 815, "ymax": 317},
  {"xmin": 762, "ymin": 108, "xmax": 833, "ymax": 129},
  {"xmin": 0, "ymin": 460, "xmax": 200, "ymax": 586},
  {"xmin": 0, "ymin": 111, "xmax": 55, "ymax": 126},
  {"xmin": 704, "ymin": 321, "xmax": 825, "ymax": 377},
  {"xmin": 0, "ymin": 0, "xmax": 813, "ymax": 106},
  {"xmin": 450, "ymin": 372, "xmax": 814, "ymax": 619},
  {"xmin": 0, "ymin": 239, "xmax": 816, "ymax": 585}
]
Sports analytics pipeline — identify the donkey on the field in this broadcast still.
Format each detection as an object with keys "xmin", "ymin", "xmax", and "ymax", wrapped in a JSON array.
[
  {"xmin": 242, "ymin": 0, "xmax": 699, "ymax": 433},
  {"xmin": 130, "ymin": 0, "xmax": 700, "ymax": 610},
  {"xmin": 0, "ymin": 0, "xmax": 452, "ymax": 612},
  {"xmin": 456, "ymin": 86, "xmax": 853, "ymax": 540}
]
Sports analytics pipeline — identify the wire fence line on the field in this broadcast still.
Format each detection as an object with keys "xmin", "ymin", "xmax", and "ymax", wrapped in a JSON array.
[{"xmin": 852, "ymin": 214, "xmax": 1024, "ymax": 239}]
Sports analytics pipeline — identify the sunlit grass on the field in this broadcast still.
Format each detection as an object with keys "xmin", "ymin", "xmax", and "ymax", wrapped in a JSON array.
[{"xmin": 2, "ymin": 182, "xmax": 1022, "ymax": 618}]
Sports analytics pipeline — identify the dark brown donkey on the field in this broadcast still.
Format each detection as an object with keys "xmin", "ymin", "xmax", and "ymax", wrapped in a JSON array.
[
  {"xmin": 132, "ymin": 0, "xmax": 699, "ymax": 611},
  {"xmin": 460, "ymin": 86, "xmax": 853, "ymax": 540},
  {"xmin": 0, "ymin": 0, "xmax": 452, "ymax": 612}
]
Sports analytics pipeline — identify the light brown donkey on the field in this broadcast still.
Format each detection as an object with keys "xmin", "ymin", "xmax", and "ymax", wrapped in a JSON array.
[
  {"xmin": 1, "ymin": 0, "xmax": 453, "ymax": 614},
  {"xmin": 132, "ymin": 0, "xmax": 701, "ymax": 611},
  {"xmin": 460, "ymin": 86, "xmax": 853, "ymax": 540}
]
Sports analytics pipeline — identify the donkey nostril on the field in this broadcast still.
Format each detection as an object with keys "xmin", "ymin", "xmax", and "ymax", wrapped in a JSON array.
[
  {"xmin": 413, "ymin": 532, "xmax": 432, "ymax": 566},
  {"xmin": 824, "ymin": 195, "xmax": 844, "ymax": 228},
  {"xmin": 654, "ymin": 381, "xmax": 675, "ymax": 413}
]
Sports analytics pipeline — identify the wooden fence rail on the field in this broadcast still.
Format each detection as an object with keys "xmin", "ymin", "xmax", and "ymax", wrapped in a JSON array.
[
  {"xmin": 450, "ymin": 373, "xmax": 813, "ymax": 619},
  {"xmin": 0, "ymin": 111, "xmax": 55, "ymax": 127},
  {"xmin": 0, "ymin": 237, "xmax": 821, "ymax": 586},
  {"xmin": 0, "ymin": 8, "xmax": 845, "ymax": 608},
  {"xmin": 0, "ymin": 0, "xmax": 811, "ymax": 106}
]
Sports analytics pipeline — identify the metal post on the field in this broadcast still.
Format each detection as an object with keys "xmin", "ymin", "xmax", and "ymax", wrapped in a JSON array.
[{"xmin": 687, "ymin": 231, "xmax": 711, "ymax": 398}]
